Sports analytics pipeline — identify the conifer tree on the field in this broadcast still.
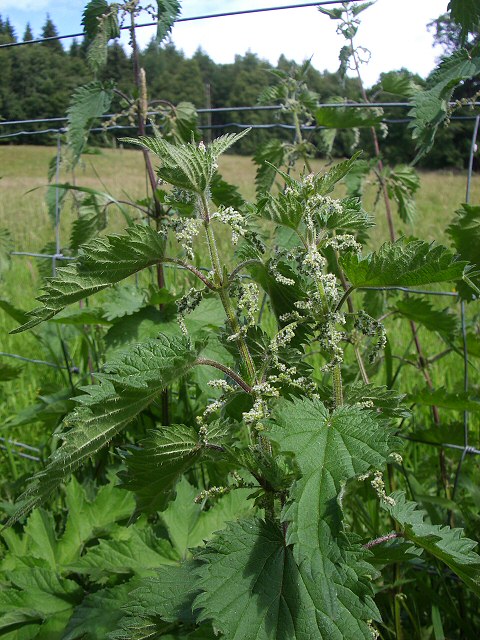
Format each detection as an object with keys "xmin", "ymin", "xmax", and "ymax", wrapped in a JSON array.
[
  {"xmin": 23, "ymin": 23, "xmax": 33, "ymax": 42},
  {"xmin": 41, "ymin": 14, "xmax": 63, "ymax": 53}
]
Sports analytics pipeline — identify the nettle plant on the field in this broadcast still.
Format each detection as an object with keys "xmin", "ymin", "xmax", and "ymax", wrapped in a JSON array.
[{"xmin": 5, "ymin": 126, "xmax": 480, "ymax": 638}]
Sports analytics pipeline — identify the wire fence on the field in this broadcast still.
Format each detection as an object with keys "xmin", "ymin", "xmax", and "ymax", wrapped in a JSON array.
[
  {"xmin": 0, "ymin": 4, "xmax": 479, "ymax": 492},
  {"xmin": 0, "ymin": 1, "xmax": 364, "ymax": 49}
]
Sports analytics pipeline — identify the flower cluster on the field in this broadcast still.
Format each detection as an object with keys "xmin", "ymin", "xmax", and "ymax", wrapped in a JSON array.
[
  {"xmin": 354, "ymin": 310, "xmax": 387, "ymax": 363},
  {"xmin": 172, "ymin": 217, "xmax": 202, "ymax": 260},
  {"xmin": 237, "ymin": 282, "xmax": 260, "ymax": 327},
  {"xmin": 176, "ymin": 287, "xmax": 203, "ymax": 335},
  {"xmin": 324, "ymin": 233, "xmax": 362, "ymax": 254},
  {"xmin": 371, "ymin": 470, "xmax": 396, "ymax": 506},
  {"xmin": 211, "ymin": 206, "xmax": 247, "ymax": 245}
]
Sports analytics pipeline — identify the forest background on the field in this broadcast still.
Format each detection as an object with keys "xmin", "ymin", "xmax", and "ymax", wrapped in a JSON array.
[{"xmin": 0, "ymin": 10, "xmax": 479, "ymax": 168}]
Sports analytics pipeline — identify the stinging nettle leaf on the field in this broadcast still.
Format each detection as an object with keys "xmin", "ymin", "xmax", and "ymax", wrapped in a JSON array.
[
  {"xmin": 448, "ymin": 0, "xmax": 480, "ymax": 44},
  {"xmin": 194, "ymin": 518, "xmax": 379, "ymax": 640},
  {"xmin": 7, "ymin": 335, "xmax": 199, "ymax": 524},
  {"xmin": 267, "ymin": 397, "xmax": 400, "ymax": 562},
  {"xmin": 344, "ymin": 383, "xmax": 409, "ymax": 419},
  {"xmin": 447, "ymin": 203, "xmax": 480, "ymax": 301},
  {"xmin": 254, "ymin": 139, "xmax": 286, "ymax": 197},
  {"xmin": 12, "ymin": 224, "xmax": 166, "ymax": 333},
  {"xmin": 67, "ymin": 81, "xmax": 114, "ymax": 165},
  {"xmin": 342, "ymin": 238, "xmax": 469, "ymax": 288},
  {"xmin": 385, "ymin": 165, "xmax": 420, "ymax": 224},
  {"xmin": 394, "ymin": 297, "xmax": 459, "ymax": 337},
  {"xmin": 315, "ymin": 103, "xmax": 384, "ymax": 129},
  {"xmin": 122, "ymin": 130, "xmax": 249, "ymax": 194},
  {"xmin": 409, "ymin": 45, "xmax": 480, "ymax": 159},
  {"xmin": 119, "ymin": 424, "xmax": 204, "ymax": 515},
  {"xmin": 408, "ymin": 387, "xmax": 480, "ymax": 413},
  {"xmin": 383, "ymin": 491, "xmax": 480, "ymax": 595},
  {"xmin": 156, "ymin": 0, "xmax": 181, "ymax": 43},
  {"xmin": 124, "ymin": 561, "xmax": 200, "ymax": 625}
]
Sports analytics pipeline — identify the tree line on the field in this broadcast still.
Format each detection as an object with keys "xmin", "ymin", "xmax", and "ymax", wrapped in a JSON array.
[{"xmin": 0, "ymin": 13, "xmax": 478, "ymax": 168}]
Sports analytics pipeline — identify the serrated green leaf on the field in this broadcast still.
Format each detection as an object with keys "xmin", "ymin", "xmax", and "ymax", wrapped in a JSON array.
[
  {"xmin": 394, "ymin": 297, "xmax": 459, "ymax": 336},
  {"xmin": 12, "ymin": 224, "xmax": 165, "ymax": 333},
  {"xmin": 124, "ymin": 561, "xmax": 200, "ymax": 624},
  {"xmin": 448, "ymin": 0, "xmax": 480, "ymax": 43},
  {"xmin": 102, "ymin": 284, "xmax": 147, "ymax": 321},
  {"xmin": 163, "ymin": 101, "xmax": 199, "ymax": 145},
  {"xmin": 67, "ymin": 81, "xmax": 114, "ymax": 165},
  {"xmin": 316, "ymin": 103, "xmax": 384, "ymax": 128},
  {"xmin": 156, "ymin": 0, "xmax": 181, "ymax": 43},
  {"xmin": 122, "ymin": 130, "xmax": 249, "ymax": 194},
  {"xmin": 7, "ymin": 335, "xmax": 199, "ymax": 524},
  {"xmin": 267, "ymin": 398, "xmax": 400, "ymax": 561},
  {"xmin": 63, "ymin": 582, "xmax": 133, "ymax": 640},
  {"xmin": 0, "ymin": 566, "xmax": 81, "ymax": 635},
  {"xmin": 351, "ymin": 1, "xmax": 375, "ymax": 16},
  {"xmin": 312, "ymin": 152, "xmax": 362, "ymax": 196},
  {"xmin": 119, "ymin": 425, "xmax": 204, "ymax": 515},
  {"xmin": 82, "ymin": 0, "xmax": 109, "ymax": 38},
  {"xmin": 342, "ymin": 239, "xmax": 468, "ymax": 288},
  {"xmin": 82, "ymin": 0, "xmax": 120, "ymax": 72},
  {"xmin": 408, "ymin": 387, "xmax": 480, "ymax": 412},
  {"xmin": 385, "ymin": 165, "xmax": 420, "ymax": 224},
  {"xmin": 254, "ymin": 139, "xmax": 286, "ymax": 196},
  {"xmin": 447, "ymin": 203, "xmax": 480, "ymax": 300},
  {"xmin": 194, "ymin": 518, "xmax": 379, "ymax": 640},
  {"xmin": 343, "ymin": 159, "xmax": 372, "ymax": 198},
  {"xmin": 377, "ymin": 71, "xmax": 420, "ymax": 98},
  {"xmin": 344, "ymin": 383, "xmax": 409, "ymax": 419},
  {"xmin": 318, "ymin": 7, "xmax": 343, "ymax": 19},
  {"xmin": 259, "ymin": 191, "xmax": 305, "ymax": 230},
  {"xmin": 383, "ymin": 491, "xmax": 480, "ymax": 594},
  {"xmin": 210, "ymin": 173, "xmax": 245, "ymax": 210},
  {"xmin": 69, "ymin": 193, "xmax": 108, "ymax": 252},
  {"xmin": 409, "ymin": 46, "xmax": 480, "ymax": 158},
  {"xmin": 317, "ymin": 196, "xmax": 373, "ymax": 231}
]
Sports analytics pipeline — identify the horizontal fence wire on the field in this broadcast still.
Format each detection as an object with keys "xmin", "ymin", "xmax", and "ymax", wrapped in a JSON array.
[
  {"xmin": 2, "ymin": 115, "xmax": 480, "ymax": 141},
  {"xmin": 0, "ymin": 0, "xmax": 364, "ymax": 49},
  {"xmin": 2, "ymin": 103, "xmax": 480, "ymax": 129}
]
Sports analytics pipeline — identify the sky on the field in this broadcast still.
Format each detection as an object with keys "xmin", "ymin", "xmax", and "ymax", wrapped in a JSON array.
[{"xmin": 0, "ymin": 0, "xmax": 448, "ymax": 86}]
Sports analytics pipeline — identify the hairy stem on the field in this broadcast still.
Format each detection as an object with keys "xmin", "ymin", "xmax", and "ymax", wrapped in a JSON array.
[
  {"xmin": 332, "ymin": 364, "xmax": 344, "ymax": 408},
  {"xmin": 229, "ymin": 259, "xmax": 262, "ymax": 282},
  {"xmin": 200, "ymin": 195, "xmax": 257, "ymax": 385},
  {"xmin": 162, "ymin": 257, "xmax": 216, "ymax": 290},
  {"xmin": 195, "ymin": 358, "xmax": 252, "ymax": 393},
  {"xmin": 292, "ymin": 109, "xmax": 312, "ymax": 173},
  {"xmin": 363, "ymin": 532, "xmax": 403, "ymax": 549}
]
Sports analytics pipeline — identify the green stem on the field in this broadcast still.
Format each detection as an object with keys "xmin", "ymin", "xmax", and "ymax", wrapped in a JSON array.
[
  {"xmin": 312, "ymin": 272, "xmax": 344, "ymax": 407},
  {"xmin": 201, "ymin": 195, "xmax": 257, "ymax": 385},
  {"xmin": 292, "ymin": 109, "xmax": 312, "ymax": 173},
  {"xmin": 332, "ymin": 364, "xmax": 344, "ymax": 408}
]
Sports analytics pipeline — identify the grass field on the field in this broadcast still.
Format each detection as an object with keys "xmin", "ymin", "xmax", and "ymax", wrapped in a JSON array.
[{"xmin": 0, "ymin": 144, "xmax": 478, "ymax": 465}]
